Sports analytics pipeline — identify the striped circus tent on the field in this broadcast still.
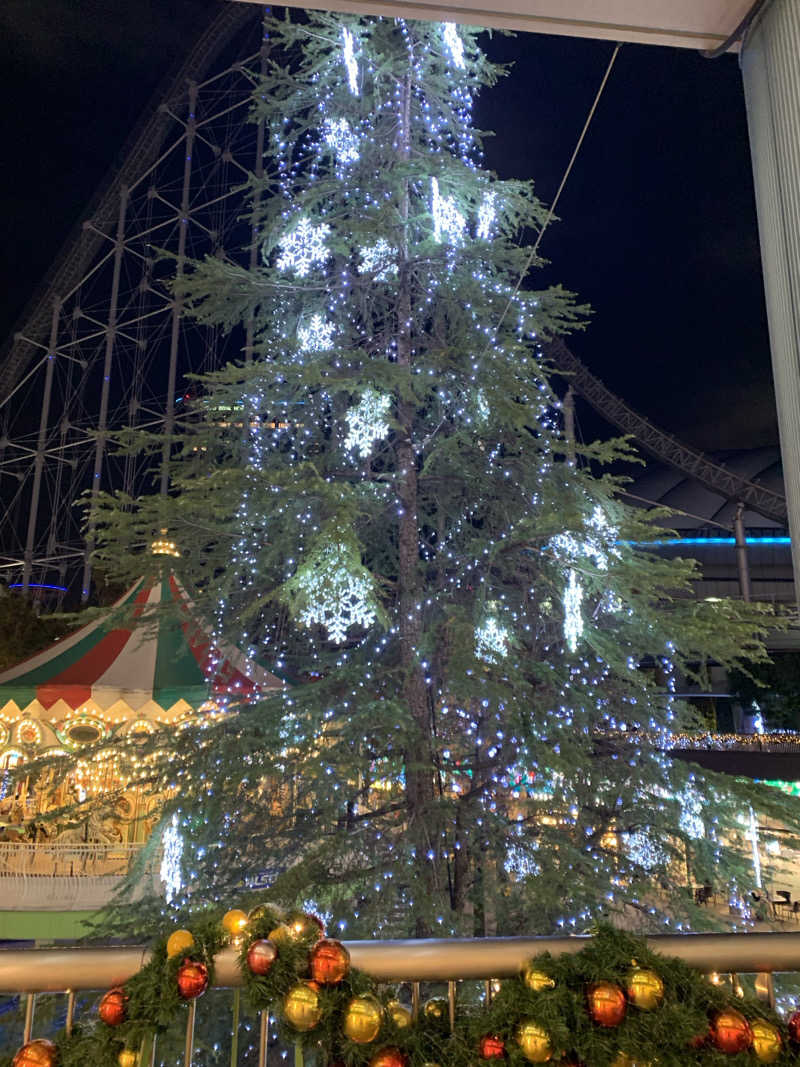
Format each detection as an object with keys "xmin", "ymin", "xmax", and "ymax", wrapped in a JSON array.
[{"xmin": 0, "ymin": 575, "xmax": 282, "ymax": 754}]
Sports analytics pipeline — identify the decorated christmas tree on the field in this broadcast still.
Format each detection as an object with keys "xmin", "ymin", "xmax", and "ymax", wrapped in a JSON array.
[{"xmin": 84, "ymin": 11, "xmax": 800, "ymax": 938}]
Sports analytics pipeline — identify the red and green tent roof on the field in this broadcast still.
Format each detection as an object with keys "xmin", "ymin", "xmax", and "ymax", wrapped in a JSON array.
[{"xmin": 0, "ymin": 575, "xmax": 282, "ymax": 716}]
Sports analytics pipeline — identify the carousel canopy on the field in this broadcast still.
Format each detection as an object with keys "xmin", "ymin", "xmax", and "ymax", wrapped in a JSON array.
[{"xmin": 0, "ymin": 575, "xmax": 282, "ymax": 735}]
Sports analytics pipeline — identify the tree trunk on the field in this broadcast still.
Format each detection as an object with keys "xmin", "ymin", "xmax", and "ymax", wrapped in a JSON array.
[{"xmin": 395, "ymin": 59, "xmax": 438, "ymax": 935}]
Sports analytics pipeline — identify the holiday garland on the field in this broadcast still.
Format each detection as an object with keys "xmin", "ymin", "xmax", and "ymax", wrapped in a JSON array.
[{"xmin": 6, "ymin": 913, "xmax": 798, "ymax": 1066}]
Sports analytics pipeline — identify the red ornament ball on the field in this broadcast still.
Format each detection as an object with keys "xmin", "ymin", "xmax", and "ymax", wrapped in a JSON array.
[
  {"xmin": 479, "ymin": 1034, "xmax": 506, "ymax": 1059},
  {"xmin": 711, "ymin": 1009, "xmax": 753, "ymax": 1054},
  {"xmin": 12, "ymin": 1040, "xmax": 57, "ymax": 1067},
  {"xmin": 789, "ymin": 1011, "xmax": 800, "ymax": 1043},
  {"xmin": 177, "ymin": 958, "xmax": 209, "ymax": 999},
  {"xmin": 309, "ymin": 937, "xmax": 351, "ymax": 985},
  {"xmin": 246, "ymin": 938, "xmax": 278, "ymax": 977},
  {"xmin": 98, "ymin": 986, "xmax": 127, "ymax": 1027},
  {"xmin": 688, "ymin": 1029, "xmax": 710, "ymax": 1050},
  {"xmin": 368, "ymin": 1048, "xmax": 408, "ymax": 1067},
  {"xmin": 587, "ymin": 982, "xmax": 627, "ymax": 1027}
]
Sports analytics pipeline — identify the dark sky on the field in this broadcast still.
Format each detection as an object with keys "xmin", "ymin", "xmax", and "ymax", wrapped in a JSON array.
[{"xmin": 0, "ymin": 0, "xmax": 777, "ymax": 453}]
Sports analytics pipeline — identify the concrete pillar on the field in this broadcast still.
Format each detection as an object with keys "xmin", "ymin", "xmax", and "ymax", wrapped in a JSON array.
[{"xmin": 741, "ymin": 0, "xmax": 800, "ymax": 589}]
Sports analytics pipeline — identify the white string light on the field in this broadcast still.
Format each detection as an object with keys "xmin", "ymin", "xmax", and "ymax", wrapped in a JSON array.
[
  {"xmin": 442, "ymin": 23, "xmax": 465, "ymax": 69},
  {"xmin": 476, "ymin": 191, "xmax": 496, "ymax": 240},
  {"xmin": 342, "ymin": 27, "xmax": 359, "ymax": 96},
  {"xmin": 563, "ymin": 568, "xmax": 584, "ymax": 653},
  {"xmin": 160, "ymin": 813, "xmax": 183, "ymax": 904},
  {"xmin": 431, "ymin": 177, "xmax": 466, "ymax": 245}
]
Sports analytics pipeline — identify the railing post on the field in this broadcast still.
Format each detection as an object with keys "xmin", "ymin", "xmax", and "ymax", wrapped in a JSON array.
[
  {"xmin": 23, "ymin": 993, "xmax": 35, "ymax": 1043},
  {"xmin": 184, "ymin": 998, "xmax": 197, "ymax": 1066},
  {"xmin": 66, "ymin": 990, "xmax": 75, "ymax": 1035},
  {"xmin": 755, "ymin": 971, "xmax": 777, "ymax": 1009},
  {"xmin": 230, "ymin": 988, "xmax": 240, "ymax": 1066},
  {"xmin": 258, "ymin": 1010, "xmax": 269, "ymax": 1067}
]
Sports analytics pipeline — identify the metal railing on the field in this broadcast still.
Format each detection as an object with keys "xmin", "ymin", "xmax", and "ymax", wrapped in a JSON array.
[{"xmin": 2, "ymin": 932, "xmax": 800, "ymax": 1063}]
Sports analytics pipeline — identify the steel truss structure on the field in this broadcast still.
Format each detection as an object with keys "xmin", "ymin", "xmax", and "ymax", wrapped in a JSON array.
[
  {"xmin": 0, "ymin": 5, "xmax": 266, "ymax": 603},
  {"xmin": 0, "ymin": 4, "xmax": 787, "ymax": 605}
]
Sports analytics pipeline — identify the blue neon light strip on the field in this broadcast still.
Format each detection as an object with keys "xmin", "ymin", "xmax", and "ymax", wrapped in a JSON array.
[
  {"xmin": 8, "ymin": 582, "xmax": 68, "ymax": 592},
  {"xmin": 621, "ymin": 536, "xmax": 791, "ymax": 547}
]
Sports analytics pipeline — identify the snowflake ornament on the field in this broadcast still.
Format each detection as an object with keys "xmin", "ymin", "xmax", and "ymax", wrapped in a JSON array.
[
  {"xmin": 431, "ymin": 177, "xmax": 466, "ymax": 245},
  {"xmin": 358, "ymin": 238, "xmax": 397, "ymax": 281},
  {"xmin": 344, "ymin": 388, "xmax": 391, "ymax": 458},
  {"xmin": 298, "ymin": 314, "xmax": 336, "ymax": 352},
  {"xmin": 296, "ymin": 542, "xmax": 377, "ymax": 644},
  {"xmin": 475, "ymin": 615, "xmax": 510, "ymax": 663},
  {"xmin": 323, "ymin": 117, "xmax": 360, "ymax": 165},
  {"xmin": 276, "ymin": 217, "xmax": 331, "ymax": 277}
]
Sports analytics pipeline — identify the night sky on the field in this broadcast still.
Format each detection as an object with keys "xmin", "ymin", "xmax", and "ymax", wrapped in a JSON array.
[{"xmin": 0, "ymin": 0, "xmax": 777, "ymax": 453}]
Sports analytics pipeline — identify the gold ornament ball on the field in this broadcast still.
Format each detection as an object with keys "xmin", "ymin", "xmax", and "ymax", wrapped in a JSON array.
[
  {"xmin": 626, "ymin": 968, "xmax": 664, "ymax": 1011},
  {"xmin": 516, "ymin": 1020, "xmax": 553, "ymax": 1063},
  {"xmin": 423, "ymin": 997, "xmax": 448, "ymax": 1023},
  {"xmin": 751, "ymin": 1019, "xmax": 783, "ymax": 1063},
  {"xmin": 284, "ymin": 981, "xmax": 322, "ymax": 1032},
  {"xmin": 343, "ymin": 994, "xmax": 384, "ymax": 1044},
  {"xmin": 222, "ymin": 909, "xmax": 248, "ymax": 936},
  {"xmin": 166, "ymin": 928, "xmax": 194, "ymax": 958},
  {"xmin": 523, "ymin": 966, "xmax": 556, "ymax": 993},
  {"xmin": 118, "ymin": 1053, "xmax": 137, "ymax": 1067},
  {"xmin": 387, "ymin": 1000, "xmax": 412, "ymax": 1028},
  {"xmin": 269, "ymin": 923, "xmax": 292, "ymax": 943}
]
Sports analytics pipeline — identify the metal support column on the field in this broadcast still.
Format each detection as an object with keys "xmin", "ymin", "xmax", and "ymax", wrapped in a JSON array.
[
  {"xmin": 741, "ymin": 0, "xmax": 800, "ymax": 588},
  {"xmin": 734, "ymin": 502, "xmax": 752, "ymax": 602},
  {"xmin": 22, "ymin": 300, "xmax": 60, "ymax": 595},
  {"xmin": 562, "ymin": 385, "xmax": 576, "ymax": 465},
  {"xmin": 80, "ymin": 185, "xmax": 129, "ymax": 601},
  {"xmin": 160, "ymin": 84, "xmax": 198, "ymax": 498},
  {"xmin": 244, "ymin": 39, "xmax": 269, "ymax": 364}
]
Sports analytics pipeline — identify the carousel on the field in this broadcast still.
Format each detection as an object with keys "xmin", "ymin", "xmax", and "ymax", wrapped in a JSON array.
[{"xmin": 0, "ymin": 574, "xmax": 282, "ymax": 851}]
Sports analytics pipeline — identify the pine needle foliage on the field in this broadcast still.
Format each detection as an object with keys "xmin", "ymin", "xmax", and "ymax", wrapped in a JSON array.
[{"xmin": 78, "ymin": 11, "xmax": 800, "ymax": 938}]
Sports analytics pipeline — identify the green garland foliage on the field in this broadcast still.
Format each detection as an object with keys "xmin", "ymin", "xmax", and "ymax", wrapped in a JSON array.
[{"xmin": 5, "ymin": 920, "xmax": 796, "ymax": 1066}]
